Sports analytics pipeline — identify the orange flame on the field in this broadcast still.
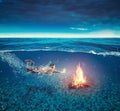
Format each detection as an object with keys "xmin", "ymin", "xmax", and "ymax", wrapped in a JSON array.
[{"xmin": 72, "ymin": 63, "xmax": 86, "ymax": 87}]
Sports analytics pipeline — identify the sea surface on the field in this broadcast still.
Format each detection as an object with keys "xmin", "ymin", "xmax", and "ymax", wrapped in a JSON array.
[{"xmin": 0, "ymin": 38, "xmax": 120, "ymax": 111}]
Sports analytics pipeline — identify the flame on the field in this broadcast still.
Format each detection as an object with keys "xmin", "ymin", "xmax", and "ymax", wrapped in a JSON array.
[{"xmin": 72, "ymin": 63, "xmax": 86, "ymax": 87}]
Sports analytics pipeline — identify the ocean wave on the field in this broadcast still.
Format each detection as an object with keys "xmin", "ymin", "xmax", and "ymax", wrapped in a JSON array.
[
  {"xmin": 88, "ymin": 50, "xmax": 120, "ymax": 57},
  {"xmin": 0, "ymin": 49, "xmax": 120, "ymax": 57}
]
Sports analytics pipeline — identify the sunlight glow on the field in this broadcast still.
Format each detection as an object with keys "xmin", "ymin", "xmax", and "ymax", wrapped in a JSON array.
[{"xmin": 0, "ymin": 30, "xmax": 119, "ymax": 38}]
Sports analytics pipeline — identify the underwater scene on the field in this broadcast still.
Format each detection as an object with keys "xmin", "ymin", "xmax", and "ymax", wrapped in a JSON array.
[{"xmin": 0, "ymin": 38, "xmax": 120, "ymax": 111}]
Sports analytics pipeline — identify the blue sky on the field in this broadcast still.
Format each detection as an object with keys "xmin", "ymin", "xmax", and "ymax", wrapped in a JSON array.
[{"xmin": 0, "ymin": 0, "xmax": 120, "ymax": 37}]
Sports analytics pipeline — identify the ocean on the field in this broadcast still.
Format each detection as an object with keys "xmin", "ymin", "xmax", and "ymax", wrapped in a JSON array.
[{"xmin": 0, "ymin": 38, "xmax": 120, "ymax": 111}]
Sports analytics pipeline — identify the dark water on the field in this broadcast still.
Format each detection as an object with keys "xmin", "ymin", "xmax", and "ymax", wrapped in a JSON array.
[{"xmin": 0, "ymin": 38, "xmax": 120, "ymax": 111}]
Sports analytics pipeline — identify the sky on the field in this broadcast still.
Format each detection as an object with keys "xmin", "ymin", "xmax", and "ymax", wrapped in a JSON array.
[{"xmin": 0, "ymin": 0, "xmax": 120, "ymax": 37}]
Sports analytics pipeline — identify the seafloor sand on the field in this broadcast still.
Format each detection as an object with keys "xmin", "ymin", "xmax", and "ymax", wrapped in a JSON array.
[
  {"xmin": 0, "ymin": 51, "xmax": 120, "ymax": 111},
  {"xmin": 0, "ymin": 74, "xmax": 120, "ymax": 111}
]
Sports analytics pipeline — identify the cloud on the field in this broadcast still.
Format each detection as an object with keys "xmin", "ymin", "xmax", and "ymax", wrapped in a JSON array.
[
  {"xmin": 0, "ymin": 0, "xmax": 120, "ymax": 34},
  {"xmin": 70, "ymin": 27, "xmax": 88, "ymax": 31},
  {"xmin": 89, "ymin": 30, "xmax": 115, "ymax": 37},
  {"xmin": 0, "ymin": 0, "xmax": 120, "ymax": 24}
]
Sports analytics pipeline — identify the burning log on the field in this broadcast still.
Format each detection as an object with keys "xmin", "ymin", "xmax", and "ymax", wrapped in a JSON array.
[
  {"xmin": 68, "ymin": 82, "xmax": 90, "ymax": 89},
  {"xmin": 68, "ymin": 63, "xmax": 90, "ymax": 89}
]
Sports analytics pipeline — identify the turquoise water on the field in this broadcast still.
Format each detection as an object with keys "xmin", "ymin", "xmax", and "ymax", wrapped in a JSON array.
[{"xmin": 0, "ymin": 38, "xmax": 120, "ymax": 111}]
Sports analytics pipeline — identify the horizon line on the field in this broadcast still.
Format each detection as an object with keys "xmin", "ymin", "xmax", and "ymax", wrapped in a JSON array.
[{"xmin": 0, "ymin": 32, "xmax": 119, "ymax": 38}]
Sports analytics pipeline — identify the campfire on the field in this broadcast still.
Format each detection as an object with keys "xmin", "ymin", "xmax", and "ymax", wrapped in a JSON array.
[{"xmin": 69, "ymin": 63, "xmax": 90, "ymax": 89}]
